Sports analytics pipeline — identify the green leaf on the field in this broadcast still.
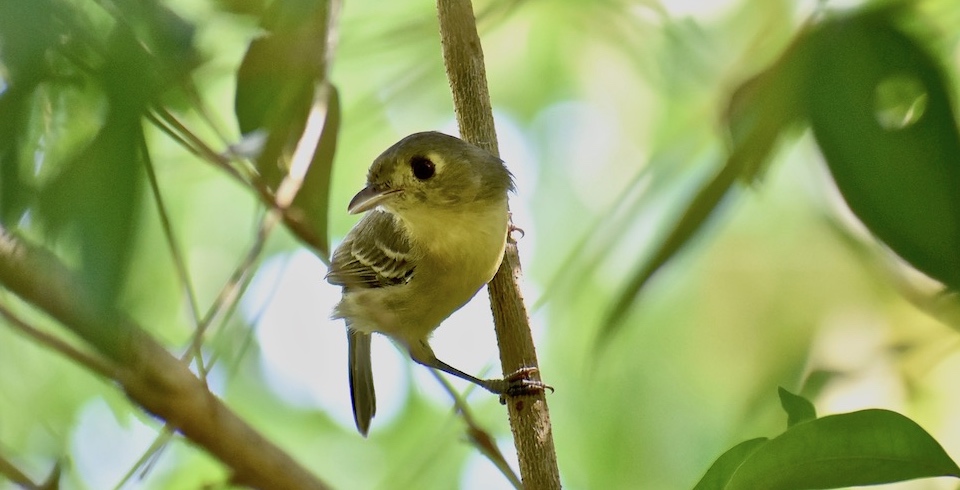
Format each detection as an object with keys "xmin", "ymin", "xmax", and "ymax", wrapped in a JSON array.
[
  {"xmin": 109, "ymin": 0, "xmax": 197, "ymax": 79},
  {"xmin": 0, "ymin": 85, "xmax": 34, "ymax": 226},
  {"xmin": 28, "ymin": 19, "xmax": 194, "ymax": 305},
  {"xmin": 0, "ymin": 0, "xmax": 59, "ymax": 226},
  {"xmin": 723, "ymin": 409, "xmax": 960, "ymax": 489},
  {"xmin": 0, "ymin": 0, "xmax": 57, "ymax": 85},
  {"xmin": 600, "ymin": 157, "xmax": 740, "ymax": 343},
  {"xmin": 805, "ymin": 8, "xmax": 960, "ymax": 290},
  {"xmin": 777, "ymin": 387, "xmax": 816, "ymax": 427},
  {"xmin": 694, "ymin": 438, "xmax": 768, "ymax": 490},
  {"xmin": 215, "ymin": 0, "xmax": 267, "ymax": 17},
  {"xmin": 99, "ymin": 25, "xmax": 177, "ymax": 114},
  {"xmin": 37, "ymin": 111, "xmax": 143, "ymax": 305},
  {"xmin": 234, "ymin": 0, "xmax": 330, "ymax": 191},
  {"xmin": 724, "ymin": 27, "xmax": 810, "ymax": 184},
  {"xmin": 599, "ymin": 13, "xmax": 814, "ymax": 341},
  {"xmin": 286, "ymin": 85, "xmax": 340, "ymax": 258}
]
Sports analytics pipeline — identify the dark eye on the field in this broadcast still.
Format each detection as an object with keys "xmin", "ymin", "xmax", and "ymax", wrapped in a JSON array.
[{"xmin": 410, "ymin": 156, "xmax": 435, "ymax": 180}]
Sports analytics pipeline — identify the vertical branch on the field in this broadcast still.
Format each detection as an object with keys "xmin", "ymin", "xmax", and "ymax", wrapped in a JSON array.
[{"xmin": 435, "ymin": 1, "xmax": 560, "ymax": 488}]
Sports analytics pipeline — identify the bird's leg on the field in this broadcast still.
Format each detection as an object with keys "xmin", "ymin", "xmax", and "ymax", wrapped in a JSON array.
[{"xmin": 409, "ymin": 342, "xmax": 552, "ymax": 399}]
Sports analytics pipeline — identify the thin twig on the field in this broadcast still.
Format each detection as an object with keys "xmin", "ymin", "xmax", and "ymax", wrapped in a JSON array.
[
  {"xmin": 210, "ymin": 253, "xmax": 291, "ymax": 376},
  {"xmin": 121, "ymin": 89, "xmax": 333, "ymax": 479},
  {"xmin": 140, "ymin": 137, "xmax": 204, "ymax": 364},
  {"xmin": 428, "ymin": 369, "xmax": 523, "ymax": 490},
  {"xmin": 144, "ymin": 108, "xmax": 262, "ymax": 200},
  {"xmin": 119, "ymin": 208, "xmax": 272, "ymax": 487},
  {"xmin": 114, "ymin": 131, "xmax": 258, "ymax": 487},
  {"xmin": 0, "ymin": 227, "xmax": 329, "ymax": 489},
  {"xmin": 0, "ymin": 451, "xmax": 40, "ymax": 490},
  {"xmin": 147, "ymin": 109, "xmax": 252, "ymax": 188},
  {"xmin": 112, "ymin": 427, "xmax": 174, "ymax": 490},
  {"xmin": 180, "ymin": 83, "xmax": 235, "ymax": 154},
  {"xmin": 145, "ymin": 105, "xmax": 332, "ymax": 260},
  {"xmin": 146, "ymin": 79, "xmax": 334, "ymax": 464},
  {"xmin": 0, "ymin": 301, "xmax": 117, "ymax": 379},
  {"xmin": 183, "ymin": 209, "xmax": 277, "ymax": 369},
  {"xmin": 118, "ymin": 67, "xmax": 337, "ymax": 489},
  {"xmin": 532, "ymin": 159, "xmax": 654, "ymax": 311}
]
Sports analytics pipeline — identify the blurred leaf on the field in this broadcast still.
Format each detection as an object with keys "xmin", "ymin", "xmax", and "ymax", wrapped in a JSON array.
[
  {"xmin": 0, "ymin": 0, "xmax": 57, "ymax": 84},
  {"xmin": 215, "ymin": 0, "xmax": 268, "ymax": 17},
  {"xmin": 31, "ymin": 21, "xmax": 191, "ymax": 304},
  {"xmin": 599, "ymin": 3, "xmax": 960, "ymax": 342},
  {"xmin": 286, "ymin": 85, "xmax": 340, "ymax": 258},
  {"xmin": 724, "ymin": 28, "xmax": 810, "ymax": 183},
  {"xmin": 110, "ymin": 0, "xmax": 197, "ymax": 76},
  {"xmin": 693, "ymin": 438, "xmax": 768, "ymax": 490},
  {"xmin": 599, "ymin": 10, "xmax": 814, "ymax": 341},
  {"xmin": 37, "ymin": 110, "xmax": 143, "ymax": 305},
  {"xmin": 0, "ymin": 86, "xmax": 35, "ymax": 226},
  {"xmin": 600, "ymin": 157, "xmax": 740, "ymax": 343},
  {"xmin": 234, "ymin": 0, "xmax": 330, "ymax": 191},
  {"xmin": 27, "ymin": 1, "xmax": 200, "ymax": 302},
  {"xmin": 721, "ymin": 409, "xmax": 960, "ymax": 489},
  {"xmin": 0, "ymin": 0, "xmax": 58, "ymax": 225},
  {"xmin": 3, "ymin": 77, "xmax": 111, "ymax": 229},
  {"xmin": 806, "ymin": 7, "xmax": 960, "ymax": 290},
  {"xmin": 797, "ymin": 369, "xmax": 842, "ymax": 406},
  {"xmin": 777, "ymin": 387, "xmax": 816, "ymax": 428},
  {"xmin": 98, "ymin": 23, "xmax": 189, "ymax": 114}
]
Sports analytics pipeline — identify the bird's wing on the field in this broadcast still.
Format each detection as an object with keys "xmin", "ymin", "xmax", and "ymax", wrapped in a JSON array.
[{"xmin": 326, "ymin": 210, "xmax": 416, "ymax": 289}]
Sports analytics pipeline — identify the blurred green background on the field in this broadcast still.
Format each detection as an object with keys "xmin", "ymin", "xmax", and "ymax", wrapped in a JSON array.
[{"xmin": 2, "ymin": 0, "xmax": 960, "ymax": 488}]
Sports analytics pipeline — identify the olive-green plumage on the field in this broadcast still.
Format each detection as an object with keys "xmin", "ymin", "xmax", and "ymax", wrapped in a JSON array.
[{"xmin": 326, "ymin": 131, "xmax": 513, "ymax": 435}]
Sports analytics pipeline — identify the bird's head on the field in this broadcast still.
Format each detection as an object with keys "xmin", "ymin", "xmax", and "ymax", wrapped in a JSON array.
[{"xmin": 348, "ymin": 131, "xmax": 514, "ymax": 216}]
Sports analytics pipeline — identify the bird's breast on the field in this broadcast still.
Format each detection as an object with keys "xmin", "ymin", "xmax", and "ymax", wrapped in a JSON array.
[
  {"xmin": 397, "ymin": 201, "xmax": 509, "ymax": 332},
  {"xmin": 408, "ymin": 200, "xmax": 508, "ymax": 281},
  {"xmin": 338, "ymin": 200, "xmax": 510, "ymax": 347}
]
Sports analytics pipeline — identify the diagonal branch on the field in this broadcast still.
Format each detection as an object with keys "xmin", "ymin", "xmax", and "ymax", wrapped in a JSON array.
[
  {"xmin": 0, "ymin": 301, "xmax": 117, "ymax": 379},
  {"xmin": 0, "ymin": 450, "xmax": 42, "ymax": 490},
  {"xmin": 0, "ymin": 227, "xmax": 328, "ymax": 490},
  {"xmin": 435, "ymin": 0, "xmax": 561, "ymax": 488},
  {"xmin": 428, "ymin": 368, "xmax": 523, "ymax": 489}
]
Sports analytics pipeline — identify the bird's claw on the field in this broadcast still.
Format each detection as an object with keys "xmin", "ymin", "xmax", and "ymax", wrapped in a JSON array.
[
  {"xmin": 508, "ymin": 223, "xmax": 525, "ymax": 240},
  {"xmin": 497, "ymin": 367, "xmax": 553, "ymax": 404}
]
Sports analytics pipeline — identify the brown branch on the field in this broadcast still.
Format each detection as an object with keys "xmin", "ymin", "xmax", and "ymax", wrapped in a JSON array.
[
  {"xmin": 0, "ymin": 227, "xmax": 328, "ymax": 490},
  {"xmin": 146, "ymin": 109, "xmax": 252, "ymax": 188},
  {"xmin": 0, "ymin": 301, "xmax": 117, "ymax": 379},
  {"xmin": 119, "ymin": 212, "xmax": 270, "ymax": 486},
  {"xmin": 0, "ymin": 451, "xmax": 41, "ymax": 489},
  {"xmin": 435, "ymin": 1, "xmax": 560, "ymax": 488},
  {"xmin": 142, "ymin": 140, "xmax": 202, "ymax": 327}
]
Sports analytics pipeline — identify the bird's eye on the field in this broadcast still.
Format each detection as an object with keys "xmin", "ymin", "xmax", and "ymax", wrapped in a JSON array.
[{"xmin": 410, "ymin": 156, "xmax": 436, "ymax": 180}]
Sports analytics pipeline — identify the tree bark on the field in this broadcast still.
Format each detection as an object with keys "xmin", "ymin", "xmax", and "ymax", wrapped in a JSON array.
[
  {"xmin": 435, "ymin": 1, "xmax": 561, "ymax": 488},
  {"xmin": 0, "ymin": 228, "xmax": 328, "ymax": 490}
]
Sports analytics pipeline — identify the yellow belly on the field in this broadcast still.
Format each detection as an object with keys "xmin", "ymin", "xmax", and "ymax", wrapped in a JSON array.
[{"xmin": 335, "ymin": 201, "xmax": 509, "ymax": 348}]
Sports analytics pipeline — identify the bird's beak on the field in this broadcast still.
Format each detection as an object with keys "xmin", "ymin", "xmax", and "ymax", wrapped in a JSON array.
[{"xmin": 347, "ymin": 185, "xmax": 401, "ymax": 214}]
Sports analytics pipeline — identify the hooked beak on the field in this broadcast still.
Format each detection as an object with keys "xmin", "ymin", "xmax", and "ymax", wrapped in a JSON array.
[{"xmin": 347, "ymin": 185, "xmax": 402, "ymax": 214}]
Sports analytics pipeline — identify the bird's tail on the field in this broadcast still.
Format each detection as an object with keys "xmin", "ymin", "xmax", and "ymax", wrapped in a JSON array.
[{"xmin": 347, "ymin": 327, "xmax": 376, "ymax": 436}]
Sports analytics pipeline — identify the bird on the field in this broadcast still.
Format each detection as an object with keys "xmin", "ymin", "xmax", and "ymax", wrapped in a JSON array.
[{"xmin": 326, "ymin": 131, "xmax": 545, "ymax": 435}]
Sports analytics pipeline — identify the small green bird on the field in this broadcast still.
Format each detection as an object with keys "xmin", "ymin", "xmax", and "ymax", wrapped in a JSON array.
[{"xmin": 326, "ymin": 131, "xmax": 544, "ymax": 435}]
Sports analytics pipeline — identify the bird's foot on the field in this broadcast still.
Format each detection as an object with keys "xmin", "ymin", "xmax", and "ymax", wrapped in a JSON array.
[
  {"xmin": 497, "ymin": 367, "xmax": 553, "ymax": 404},
  {"xmin": 508, "ymin": 222, "xmax": 525, "ymax": 241}
]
